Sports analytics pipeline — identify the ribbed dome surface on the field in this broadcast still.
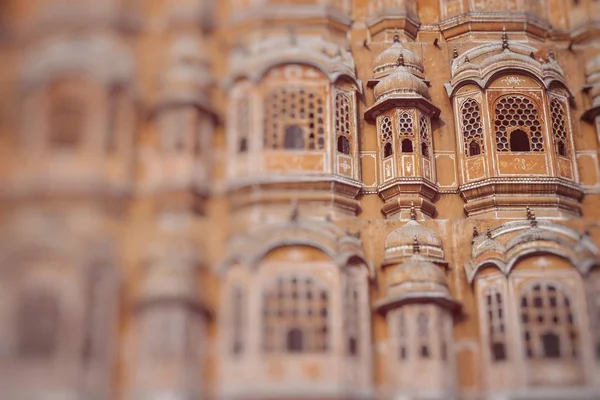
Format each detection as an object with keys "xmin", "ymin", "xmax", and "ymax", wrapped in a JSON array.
[
  {"xmin": 373, "ymin": 65, "xmax": 430, "ymax": 101},
  {"xmin": 385, "ymin": 220, "xmax": 442, "ymax": 250},
  {"xmin": 388, "ymin": 254, "xmax": 448, "ymax": 287},
  {"xmin": 373, "ymin": 41, "xmax": 424, "ymax": 79}
]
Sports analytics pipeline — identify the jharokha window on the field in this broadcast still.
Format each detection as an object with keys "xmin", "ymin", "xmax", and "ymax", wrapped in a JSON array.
[
  {"xmin": 494, "ymin": 95, "xmax": 544, "ymax": 153},
  {"xmin": 549, "ymin": 97, "xmax": 570, "ymax": 158},
  {"xmin": 264, "ymin": 87, "xmax": 325, "ymax": 150},
  {"xmin": 460, "ymin": 98, "xmax": 484, "ymax": 157},
  {"xmin": 520, "ymin": 282, "xmax": 579, "ymax": 360},
  {"xmin": 417, "ymin": 311, "xmax": 430, "ymax": 358},
  {"xmin": 397, "ymin": 309, "xmax": 408, "ymax": 360},
  {"xmin": 49, "ymin": 84, "xmax": 85, "ymax": 147},
  {"xmin": 381, "ymin": 116, "xmax": 394, "ymax": 158},
  {"xmin": 231, "ymin": 285, "xmax": 244, "ymax": 356},
  {"xmin": 344, "ymin": 275, "xmax": 361, "ymax": 357},
  {"xmin": 335, "ymin": 92, "xmax": 353, "ymax": 155},
  {"xmin": 237, "ymin": 97, "xmax": 250, "ymax": 153},
  {"xmin": 419, "ymin": 114, "xmax": 431, "ymax": 159},
  {"xmin": 262, "ymin": 276, "xmax": 329, "ymax": 353},
  {"xmin": 485, "ymin": 286, "xmax": 507, "ymax": 361},
  {"xmin": 17, "ymin": 289, "xmax": 60, "ymax": 358},
  {"xmin": 397, "ymin": 110, "xmax": 414, "ymax": 153}
]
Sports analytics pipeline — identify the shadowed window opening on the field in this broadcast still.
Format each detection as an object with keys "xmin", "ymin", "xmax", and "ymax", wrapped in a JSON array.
[
  {"xmin": 239, "ymin": 137, "xmax": 248, "ymax": 153},
  {"xmin": 284, "ymin": 125, "xmax": 304, "ymax": 149},
  {"xmin": 469, "ymin": 141, "xmax": 481, "ymax": 156},
  {"xmin": 338, "ymin": 135, "xmax": 350, "ymax": 154},
  {"xmin": 287, "ymin": 328, "xmax": 303, "ymax": 352},
  {"xmin": 510, "ymin": 129, "xmax": 530, "ymax": 152},
  {"xmin": 421, "ymin": 142, "xmax": 429, "ymax": 157},
  {"xmin": 401, "ymin": 138, "xmax": 413, "ymax": 153},
  {"xmin": 384, "ymin": 142, "xmax": 393, "ymax": 158}
]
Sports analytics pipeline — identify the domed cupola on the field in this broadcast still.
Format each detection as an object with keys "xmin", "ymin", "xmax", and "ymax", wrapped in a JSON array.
[
  {"xmin": 387, "ymin": 242, "xmax": 450, "ymax": 300},
  {"xmin": 365, "ymin": 39, "xmax": 441, "ymax": 219},
  {"xmin": 373, "ymin": 59, "xmax": 430, "ymax": 102},
  {"xmin": 383, "ymin": 205, "xmax": 445, "ymax": 263},
  {"xmin": 372, "ymin": 38, "xmax": 425, "ymax": 80},
  {"xmin": 375, "ymin": 236, "xmax": 460, "ymax": 399}
]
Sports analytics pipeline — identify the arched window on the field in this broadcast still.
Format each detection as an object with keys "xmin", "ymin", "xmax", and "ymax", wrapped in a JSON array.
[
  {"xmin": 264, "ymin": 87, "xmax": 325, "ymax": 150},
  {"xmin": 520, "ymin": 282, "xmax": 579, "ymax": 360},
  {"xmin": 419, "ymin": 114, "xmax": 432, "ymax": 159},
  {"xmin": 335, "ymin": 92, "xmax": 353, "ymax": 155},
  {"xmin": 485, "ymin": 286, "xmax": 507, "ymax": 361},
  {"xmin": 398, "ymin": 309, "xmax": 407, "ymax": 360},
  {"xmin": 586, "ymin": 269, "xmax": 600, "ymax": 360},
  {"xmin": 381, "ymin": 116, "xmax": 393, "ymax": 158},
  {"xmin": 231, "ymin": 286, "xmax": 244, "ymax": 356},
  {"xmin": 49, "ymin": 82, "xmax": 84, "ymax": 147},
  {"xmin": 237, "ymin": 96, "xmax": 250, "ymax": 153},
  {"xmin": 494, "ymin": 95, "xmax": 544, "ymax": 152},
  {"xmin": 401, "ymin": 138, "xmax": 413, "ymax": 153},
  {"xmin": 262, "ymin": 276, "xmax": 329, "ymax": 353},
  {"xmin": 461, "ymin": 98, "xmax": 484, "ymax": 157},
  {"xmin": 17, "ymin": 289, "xmax": 60, "ymax": 358},
  {"xmin": 509, "ymin": 129, "xmax": 531, "ymax": 152},
  {"xmin": 469, "ymin": 141, "xmax": 481, "ymax": 156},
  {"xmin": 284, "ymin": 125, "xmax": 305, "ymax": 149},
  {"xmin": 417, "ymin": 311, "xmax": 430, "ymax": 358},
  {"xmin": 549, "ymin": 98, "xmax": 570, "ymax": 158},
  {"xmin": 337, "ymin": 136, "xmax": 350, "ymax": 154},
  {"xmin": 344, "ymin": 271, "xmax": 361, "ymax": 357}
]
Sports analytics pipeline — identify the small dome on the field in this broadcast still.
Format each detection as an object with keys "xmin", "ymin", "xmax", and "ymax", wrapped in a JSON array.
[
  {"xmin": 373, "ymin": 65, "xmax": 430, "ymax": 101},
  {"xmin": 373, "ymin": 41, "xmax": 424, "ymax": 79},
  {"xmin": 385, "ymin": 219, "xmax": 442, "ymax": 250},
  {"xmin": 389, "ymin": 254, "xmax": 448, "ymax": 288}
]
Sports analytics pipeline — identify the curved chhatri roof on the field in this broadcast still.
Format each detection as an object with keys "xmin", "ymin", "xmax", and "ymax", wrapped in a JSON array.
[
  {"xmin": 389, "ymin": 253, "xmax": 448, "ymax": 288},
  {"xmin": 373, "ymin": 65, "xmax": 430, "ymax": 101},
  {"xmin": 465, "ymin": 219, "xmax": 600, "ymax": 283},
  {"xmin": 373, "ymin": 40, "xmax": 424, "ymax": 80},
  {"xmin": 445, "ymin": 33, "xmax": 571, "ymax": 97},
  {"xmin": 226, "ymin": 35, "xmax": 360, "ymax": 89},
  {"xmin": 217, "ymin": 219, "xmax": 373, "ymax": 277}
]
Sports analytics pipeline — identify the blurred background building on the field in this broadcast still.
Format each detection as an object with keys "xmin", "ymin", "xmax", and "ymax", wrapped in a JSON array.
[{"xmin": 0, "ymin": 0, "xmax": 600, "ymax": 399}]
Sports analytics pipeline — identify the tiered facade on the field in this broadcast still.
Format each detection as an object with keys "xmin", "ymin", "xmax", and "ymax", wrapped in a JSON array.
[{"xmin": 1, "ymin": 0, "xmax": 600, "ymax": 399}]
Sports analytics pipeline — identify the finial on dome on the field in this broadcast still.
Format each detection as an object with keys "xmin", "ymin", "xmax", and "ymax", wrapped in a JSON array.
[
  {"xmin": 530, "ymin": 51, "xmax": 536, "ymax": 59},
  {"xmin": 486, "ymin": 227, "xmax": 492, "ymax": 239},
  {"xmin": 546, "ymin": 49, "xmax": 556, "ymax": 63},
  {"xmin": 398, "ymin": 52, "xmax": 405, "ymax": 66},
  {"xmin": 502, "ymin": 27, "xmax": 509, "ymax": 50},
  {"xmin": 393, "ymin": 28, "xmax": 400, "ymax": 43},
  {"xmin": 473, "ymin": 226, "xmax": 479, "ymax": 238},
  {"xmin": 453, "ymin": 47, "xmax": 458, "ymax": 59},
  {"xmin": 526, "ymin": 205, "xmax": 533, "ymax": 220},
  {"xmin": 410, "ymin": 202, "xmax": 416, "ymax": 220},
  {"xmin": 530, "ymin": 210, "xmax": 538, "ymax": 228},
  {"xmin": 412, "ymin": 235, "xmax": 420, "ymax": 254},
  {"xmin": 464, "ymin": 55, "xmax": 470, "ymax": 63},
  {"xmin": 290, "ymin": 199, "xmax": 299, "ymax": 222}
]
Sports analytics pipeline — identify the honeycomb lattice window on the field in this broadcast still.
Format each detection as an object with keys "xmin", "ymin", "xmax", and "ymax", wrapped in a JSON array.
[
  {"xmin": 419, "ymin": 114, "xmax": 431, "ymax": 158},
  {"xmin": 494, "ymin": 95, "xmax": 544, "ymax": 152},
  {"xmin": 549, "ymin": 98, "xmax": 570, "ymax": 158},
  {"xmin": 264, "ymin": 86, "xmax": 325, "ymax": 150},
  {"xmin": 335, "ymin": 92, "xmax": 352, "ymax": 154},
  {"xmin": 520, "ymin": 282, "xmax": 579, "ymax": 360},
  {"xmin": 381, "ymin": 116, "xmax": 393, "ymax": 158},
  {"xmin": 485, "ymin": 286, "xmax": 507, "ymax": 362},
  {"xmin": 262, "ymin": 275, "xmax": 329, "ymax": 353},
  {"xmin": 397, "ymin": 110, "xmax": 414, "ymax": 153},
  {"xmin": 460, "ymin": 98, "xmax": 484, "ymax": 157}
]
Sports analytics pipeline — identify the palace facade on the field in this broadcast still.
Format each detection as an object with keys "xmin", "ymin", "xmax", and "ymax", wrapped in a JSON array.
[{"xmin": 1, "ymin": 0, "xmax": 600, "ymax": 399}]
